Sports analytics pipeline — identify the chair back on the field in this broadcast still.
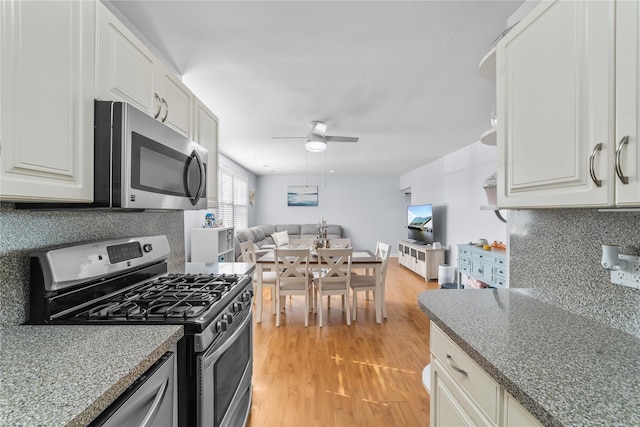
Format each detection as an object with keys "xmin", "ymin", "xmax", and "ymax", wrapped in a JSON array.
[
  {"xmin": 377, "ymin": 242, "xmax": 391, "ymax": 281},
  {"xmin": 288, "ymin": 238, "xmax": 314, "ymax": 248},
  {"xmin": 275, "ymin": 248, "xmax": 311, "ymax": 287},
  {"xmin": 328, "ymin": 238, "xmax": 351, "ymax": 248},
  {"xmin": 239, "ymin": 240, "xmax": 256, "ymax": 263},
  {"xmin": 317, "ymin": 248, "xmax": 353, "ymax": 287}
]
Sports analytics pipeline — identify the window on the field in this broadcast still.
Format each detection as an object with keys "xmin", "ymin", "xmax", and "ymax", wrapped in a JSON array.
[{"xmin": 218, "ymin": 167, "xmax": 248, "ymax": 229}]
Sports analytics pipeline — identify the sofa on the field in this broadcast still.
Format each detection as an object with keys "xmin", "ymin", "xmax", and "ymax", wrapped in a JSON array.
[{"xmin": 234, "ymin": 224, "xmax": 343, "ymax": 261}]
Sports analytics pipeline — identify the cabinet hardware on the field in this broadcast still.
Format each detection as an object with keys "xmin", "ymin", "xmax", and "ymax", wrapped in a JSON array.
[
  {"xmin": 446, "ymin": 354, "xmax": 468, "ymax": 376},
  {"xmin": 153, "ymin": 93, "xmax": 162, "ymax": 119},
  {"xmin": 615, "ymin": 135, "xmax": 629, "ymax": 184},
  {"xmin": 589, "ymin": 143, "xmax": 603, "ymax": 187},
  {"xmin": 161, "ymin": 98, "xmax": 168, "ymax": 122}
]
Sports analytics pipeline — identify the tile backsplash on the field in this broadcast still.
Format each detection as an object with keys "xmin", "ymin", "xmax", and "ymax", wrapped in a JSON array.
[
  {"xmin": 0, "ymin": 203, "xmax": 185, "ymax": 326},
  {"xmin": 509, "ymin": 209, "xmax": 640, "ymax": 338}
]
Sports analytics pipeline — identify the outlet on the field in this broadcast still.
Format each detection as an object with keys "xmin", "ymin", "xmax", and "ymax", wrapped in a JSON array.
[{"xmin": 609, "ymin": 254, "xmax": 640, "ymax": 290}]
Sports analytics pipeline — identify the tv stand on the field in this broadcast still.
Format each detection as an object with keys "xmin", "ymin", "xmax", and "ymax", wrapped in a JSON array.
[{"xmin": 398, "ymin": 240, "xmax": 445, "ymax": 281}]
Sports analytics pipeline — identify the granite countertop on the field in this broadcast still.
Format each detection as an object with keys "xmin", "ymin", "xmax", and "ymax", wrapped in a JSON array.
[
  {"xmin": 0, "ymin": 324, "xmax": 183, "ymax": 427},
  {"xmin": 418, "ymin": 289, "xmax": 640, "ymax": 427}
]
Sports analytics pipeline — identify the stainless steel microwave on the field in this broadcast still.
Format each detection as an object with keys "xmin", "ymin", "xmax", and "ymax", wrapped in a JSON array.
[{"xmin": 19, "ymin": 101, "xmax": 208, "ymax": 211}]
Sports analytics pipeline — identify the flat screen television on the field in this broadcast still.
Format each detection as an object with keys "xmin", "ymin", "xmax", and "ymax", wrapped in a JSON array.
[{"xmin": 407, "ymin": 204, "xmax": 434, "ymax": 245}]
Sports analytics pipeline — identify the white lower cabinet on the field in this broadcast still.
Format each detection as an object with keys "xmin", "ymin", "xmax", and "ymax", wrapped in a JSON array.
[
  {"xmin": 432, "ymin": 359, "xmax": 495, "ymax": 426},
  {"xmin": 1, "ymin": 0, "xmax": 95, "ymax": 202},
  {"xmin": 504, "ymin": 392, "xmax": 543, "ymax": 427},
  {"xmin": 398, "ymin": 241, "xmax": 445, "ymax": 281},
  {"xmin": 430, "ymin": 324, "xmax": 542, "ymax": 427}
]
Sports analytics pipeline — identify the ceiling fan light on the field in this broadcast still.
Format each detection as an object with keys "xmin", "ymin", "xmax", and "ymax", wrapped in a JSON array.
[{"xmin": 305, "ymin": 140, "xmax": 326, "ymax": 152}]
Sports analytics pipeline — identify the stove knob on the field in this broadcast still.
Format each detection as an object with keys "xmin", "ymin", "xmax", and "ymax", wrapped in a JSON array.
[
  {"xmin": 216, "ymin": 320, "xmax": 229, "ymax": 333},
  {"xmin": 222, "ymin": 313, "xmax": 233, "ymax": 325},
  {"xmin": 241, "ymin": 292, "xmax": 251, "ymax": 303},
  {"xmin": 232, "ymin": 302, "xmax": 243, "ymax": 312},
  {"xmin": 142, "ymin": 244, "xmax": 153, "ymax": 253}
]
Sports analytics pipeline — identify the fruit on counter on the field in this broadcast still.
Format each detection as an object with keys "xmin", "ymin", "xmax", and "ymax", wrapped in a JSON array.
[{"xmin": 491, "ymin": 241, "xmax": 506, "ymax": 250}]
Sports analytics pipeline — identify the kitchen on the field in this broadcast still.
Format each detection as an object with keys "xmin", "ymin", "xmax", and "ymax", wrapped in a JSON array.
[{"xmin": 2, "ymin": 1, "xmax": 640, "ymax": 426}]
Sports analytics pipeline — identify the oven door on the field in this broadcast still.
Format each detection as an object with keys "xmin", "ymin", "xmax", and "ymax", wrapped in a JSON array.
[{"xmin": 197, "ymin": 310, "xmax": 253, "ymax": 427}]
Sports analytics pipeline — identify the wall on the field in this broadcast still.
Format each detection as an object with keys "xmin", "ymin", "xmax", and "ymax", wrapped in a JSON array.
[
  {"xmin": 0, "ymin": 203, "xmax": 185, "ymax": 326},
  {"xmin": 255, "ymin": 174, "xmax": 404, "ymax": 253},
  {"xmin": 509, "ymin": 209, "xmax": 640, "ymax": 338},
  {"xmin": 400, "ymin": 141, "xmax": 507, "ymax": 266}
]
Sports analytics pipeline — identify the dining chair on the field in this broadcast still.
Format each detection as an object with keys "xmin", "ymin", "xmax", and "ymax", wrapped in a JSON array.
[
  {"xmin": 350, "ymin": 242, "xmax": 390, "ymax": 321},
  {"xmin": 353, "ymin": 241, "xmax": 381, "ymax": 298},
  {"xmin": 288, "ymin": 238, "xmax": 314, "ymax": 248},
  {"xmin": 328, "ymin": 238, "xmax": 351, "ymax": 248},
  {"xmin": 275, "ymin": 248, "xmax": 313, "ymax": 327},
  {"xmin": 314, "ymin": 248, "xmax": 353, "ymax": 327},
  {"xmin": 240, "ymin": 240, "xmax": 277, "ymax": 322}
]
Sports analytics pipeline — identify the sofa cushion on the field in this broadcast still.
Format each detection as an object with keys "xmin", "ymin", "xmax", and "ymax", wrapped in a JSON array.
[
  {"xmin": 258, "ymin": 224, "xmax": 277, "ymax": 237},
  {"xmin": 300, "ymin": 224, "xmax": 317, "ymax": 236},
  {"xmin": 235, "ymin": 228, "xmax": 253, "ymax": 243},
  {"xmin": 257, "ymin": 224, "xmax": 277, "ymax": 245},
  {"xmin": 276, "ymin": 224, "xmax": 301, "ymax": 238},
  {"xmin": 271, "ymin": 230, "xmax": 290, "ymax": 247},
  {"xmin": 325, "ymin": 224, "xmax": 342, "ymax": 239}
]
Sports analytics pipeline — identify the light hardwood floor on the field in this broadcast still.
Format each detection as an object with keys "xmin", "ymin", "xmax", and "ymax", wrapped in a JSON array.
[{"xmin": 247, "ymin": 258, "xmax": 440, "ymax": 427}]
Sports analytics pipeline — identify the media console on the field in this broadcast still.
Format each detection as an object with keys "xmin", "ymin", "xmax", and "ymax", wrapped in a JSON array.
[{"xmin": 398, "ymin": 240, "xmax": 445, "ymax": 281}]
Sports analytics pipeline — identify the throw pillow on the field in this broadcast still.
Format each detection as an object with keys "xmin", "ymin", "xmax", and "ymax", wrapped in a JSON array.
[{"xmin": 272, "ymin": 230, "xmax": 289, "ymax": 247}]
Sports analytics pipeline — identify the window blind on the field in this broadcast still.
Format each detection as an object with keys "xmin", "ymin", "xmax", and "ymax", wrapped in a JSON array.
[{"xmin": 218, "ymin": 167, "xmax": 248, "ymax": 229}]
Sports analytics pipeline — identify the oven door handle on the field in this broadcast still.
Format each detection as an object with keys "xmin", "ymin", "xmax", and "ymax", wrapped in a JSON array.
[
  {"xmin": 139, "ymin": 378, "xmax": 169, "ymax": 427},
  {"xmin": 204, "ymin": 311, "xmax": 252, "ymax": 368}
]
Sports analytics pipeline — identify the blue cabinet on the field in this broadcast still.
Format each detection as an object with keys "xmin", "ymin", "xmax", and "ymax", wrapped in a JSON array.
[{"xmin": 457, "ymin": 244, "xmax": 507, "ymax": 288}]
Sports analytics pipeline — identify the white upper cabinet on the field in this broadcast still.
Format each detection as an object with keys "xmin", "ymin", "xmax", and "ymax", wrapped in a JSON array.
[
  {"xmin": 193, "ymin": 99, "xmax": 219, "ymax": 208},
  {"xmin": 96, "ymin": 3, "xmax": 192, "ymax": 139},
  {"xmin": 615, "ymin": 0, "xmax": 640, "ymax": 206},
  {"xmin": 497, "ymin": 0, "xmax": 617, "ymax": 208},
  {"xmin": 158, "ymin": 66, "xmax": 194, "ymax": 138},
  {"xmin": 0, "ymin": 0, "xmax": 95, "ymax": 202},
  {"xmin": 497, "ymin": 0, "xmax": 640, "ymax": 208}
]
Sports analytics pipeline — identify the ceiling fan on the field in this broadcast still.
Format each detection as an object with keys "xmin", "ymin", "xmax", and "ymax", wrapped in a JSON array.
[{"xmin": 272, "ymin": 121, "xmax": 359, "ymax": 152}]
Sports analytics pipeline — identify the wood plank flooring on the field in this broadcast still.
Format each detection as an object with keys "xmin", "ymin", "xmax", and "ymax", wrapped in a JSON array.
[{"xmin": 247, "ymin": 259, "xmax": 440, "ymax": 427}]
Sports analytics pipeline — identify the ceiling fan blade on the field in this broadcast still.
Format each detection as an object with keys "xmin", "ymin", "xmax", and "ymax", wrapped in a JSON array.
[{"xmin": 325, "ymin": 136, "xmax": 359, "ymax": 143}]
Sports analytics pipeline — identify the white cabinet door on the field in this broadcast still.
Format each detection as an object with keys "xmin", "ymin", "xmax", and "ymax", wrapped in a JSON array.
[
  {"xmin": 503, "ymin": 392, "xmax": 543, "ymax": 427},
  {"xmin": 497, "ymin": 0, "xmax": 615, "ymax": 208},
  {"xmin": 0, "ymin": 0, "xmax": 94, "ymax": 202},
  {"xmin": 96, "ymin": 3, "xmax": 192, "ymax": 139},
  {"xmin": 193, "ymin": 99, "xmax": 219, "ymax": 208},
  {"xmin": 158, "ymin": 67, "xmax": 193, "ymax": 138},
  {"xmin": 615, "ymin": 0, "xmax": 640, "ymax": 206},
  {"xmin": 96, "ymin": 2, "xmax": 158, "ymax": 117},
  {"xmin": 431, "ymin": 359, "xmax": 494, "ymax": 427}
]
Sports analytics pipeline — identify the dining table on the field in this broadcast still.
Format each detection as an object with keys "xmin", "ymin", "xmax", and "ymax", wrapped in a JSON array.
[{"xmin": 254, "ymin": 248, "xmax": 384, "ymax": 324}]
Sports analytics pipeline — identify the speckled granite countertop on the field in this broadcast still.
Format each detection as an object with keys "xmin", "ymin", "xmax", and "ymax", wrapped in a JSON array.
[
  {"xmin": 418, "ymin": 289, "xmax": 640, "ymax": 427},
  {"xmin": 0, "ymin": 324, "xmax": 183, "ymax": 427}
]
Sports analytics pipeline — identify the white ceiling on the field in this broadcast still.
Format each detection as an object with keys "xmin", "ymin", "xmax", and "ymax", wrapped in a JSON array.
[{"xmin": 109, "ymin": 0, "xmax": 523, "ymax": 176}]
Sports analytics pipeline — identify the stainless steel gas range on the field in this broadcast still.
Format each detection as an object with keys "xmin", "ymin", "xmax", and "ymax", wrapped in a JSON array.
[{"xmin": 27, "ymin": 235, "xmax": 253, "ymax": 427}]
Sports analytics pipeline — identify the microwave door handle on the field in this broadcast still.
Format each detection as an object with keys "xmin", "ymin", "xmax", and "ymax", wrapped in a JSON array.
[{"xmin": 186, "ymin": 150, "xmax": 206, "ymax": 205}]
